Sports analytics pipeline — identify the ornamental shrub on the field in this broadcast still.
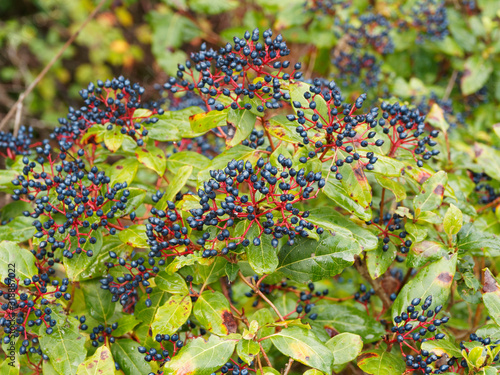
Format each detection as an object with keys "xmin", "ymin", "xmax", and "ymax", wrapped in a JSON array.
[{"xmin": 1, "ymin": 1, "xmax": 500, "ymax": 375}]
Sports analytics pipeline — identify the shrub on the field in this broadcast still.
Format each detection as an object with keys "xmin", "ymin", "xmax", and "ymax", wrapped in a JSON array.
[{"xmin": 1, "ymin": 1, "xmax": 500, "ymax": 375}]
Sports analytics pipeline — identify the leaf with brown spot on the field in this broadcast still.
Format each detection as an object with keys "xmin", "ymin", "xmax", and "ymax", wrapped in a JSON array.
[
  {"xmin": 151, "ymin": 294, "xmax": 192, "ymax": 336},
  {"xmin": 164, "ymin": 335, "xmax": 237, "ymax": 375},
  {"xmin": 392, "ymin": 253, "xmax": 456, "ymax": 317},
  {"xmin": 413, "ymin": 171, "xmax": 448, "ymax": 216},
  {"xmin": 193, "ymin": 291, "xmax": 237, "ymax": 335},
  {"xmin": 189, "ymin": 109, "xmax": 228, "ymax": 134},
  {"xmin": 270, "ymin": 327, "xmax": 333, "ymax": 373},
  {"xmin": 135, "ymin": 145, "xmax": 167, "ymax": 176},
  {"xmin": 358, "ymin": 349, "xmax": 406, "ymax": 375},
  {"xmin": 482, "ymin": 268, "xmax": 500, "ymax": 326},
  {"xmin": 264, "ymin": 115, "xmax": 303, "ymax": 144},
  {"xmin": 77, "ymin": 346, "xmax": 115, "ymax": 375}
]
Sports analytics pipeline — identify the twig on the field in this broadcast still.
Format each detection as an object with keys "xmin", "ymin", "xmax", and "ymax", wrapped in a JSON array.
[
  {"xmin": 0, "ymin": 0, "xmax": 108, "ymax": 131},
  {"xmin": 238, "ymin": 271, "xmax": 285, "ymax": 322},
  {"xmin": 354, "ymin": 256, "xmax": 392, "ymax": 310},
  {"xmin": 443, "ymin": 70, "xmax": 458, "ymax": 102},
  {"xmin": 13, "ymin": 101, "xmax": 23, "ymax": 136},
  {"xmin": 283, "ymin": 358, "xmax": 294, "ymax": 375}
]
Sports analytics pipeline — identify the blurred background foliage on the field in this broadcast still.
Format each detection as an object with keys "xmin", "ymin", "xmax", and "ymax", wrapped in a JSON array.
[{"xmin": 1, "ymin": 0, "xmax": 500, "ymax": 141}]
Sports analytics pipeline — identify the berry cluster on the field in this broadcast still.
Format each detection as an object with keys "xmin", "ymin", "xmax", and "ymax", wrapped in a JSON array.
[
  {"xmin": 378, "ymin": 101, "xmax": 440, "ymax": 166},
  {"xmin": 404, "ymin": 0, "xmax": 449, "ymax": 42},
  {"xmin": 163, "ymin": 29, "xmax": 302, "ymax": 112},
  {"xmin": 0, "ymin": 126, "xmax": 33, "ymax": 159},
  {"xmin": 0, "ymin": 273, "xmax": 71, "ymax": 372},
  {"xmin": 12, "ymin": 156, "xmax": 130, "ymax": 260},
  {"xmin": 101, "ymin": 256, "xmax": 155, "ymax": 312},
  {"xmin": 52, "ymin": 76, "xmax": 163, "ymax": 150},
  {"xmin": 146, "ymin": 205, "xmax": 194, "ymax": 260},
  {"xmin": 186, "ymin": 157, "xmax": 326, "ymax": 257},
  {"xmin": 241, "ymin": 129, "xmax": 265, "ymax": 149},
  {"xmin": 332, "ymin": 52, "xmax": 381, "ymax": 89},
  {"xmin": 470, "ymin": 171, "xmax": 499, "ymax": 205},
  {"xmin": 286, "ymin": 79, "xmax": 383, "ymax": 178},
  {"xmin": 367, "ymin": 213, "xmax": 412, "ymax": 259},
  {"xmin": 390, "ymin": 296, "xmax": 451, "ymax": 374},
  {"xmin": 78, "ymin": 316, "xmax": 119, "ymax": 347},
  {"xmin": 344, "ymin": 14, "xmax": 394, "ymax": 55}
]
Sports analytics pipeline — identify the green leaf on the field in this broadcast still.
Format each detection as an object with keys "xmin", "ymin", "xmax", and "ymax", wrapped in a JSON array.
[
  {"xmin": 236, "ymin": 339, "xmax": 260, "ymax": 365},
  {"xmin": 366, "ymin": 241, "xmax": 397, "ymax": 280},
  {"xmin": 443, "ymin": 204, "xmax": 463, "ymax": 236},
  {"xmin": 166, "ymin": 151, "xmax": 210, "ymax": 182},
  {"xmin": 357, "ymin": 350, "xmax": 406, "ymax": 375},
  {"xmin": 163, "ymin": 335, "xmax": 237, "ymax": 375},
  {"xmin": 155, "ymin": 271, "xmax": 189, "ymax": 295},
  {"xmin": 193, "ymin": 291, "xmax": 237, "ymax": 335},
  {"xmin": 161, "ymin": 165, "xmax": 193, "ymax": 204},
  {"xmin": 190, "ymin": 109, "xmax": 228, "ymax": 134},
  {"xmin": 270, "ymin": 327, "xmax": 333, "ymax": 373},
  {"xmin": 197, "ymin": 145, "xmax": 259, "ymax": 183},
  {"xmin": 264, "ymin": 115, "xmax": 303, "ymax": 144},
  {"xmin": 76, "ymin": 345, "xmax": 115, "ymax": 375},
  {"xmin": 413, "ymin": 171, "xmax": 447, "ymax": 215},
  {"xmin": 151, "ymin": 294, "xmax": 192, "ymax": 337},
  {"xmin": 308, "ymin": 208, "xmax": 378, "ymax": 251},
  {"xmin": 118, "ymin": 225, "xmax": 148, "ymax": 248},
  {"xmin": 457, "ymin": 223, "xmax": 500, "ymax": 255},
  {"xmin": 340, "ymin": 160, "xmax": 372, "ymax": 211},
  {"xmin": 325, "ymin": 332, "xmax": 363, "ymax": 365},
  {"xmin": 81, "ymin": 279, "xmax": 114, "ymax": 324},
  {"xmin": 188, "ymin": 0, "xmax": 238, "ymax": 14},
  {"xmin": 107, "ymin": 158, "xmax": 140, "ymax": 186},
  {"xmin": 473, "ymin": 143, "xmax": 500, "ymax": 181},
  {"xmin": 277, "ymin": 233, "xmax": 361, "ymax": 282},
  {"xmin": 65, "ymin": 231, "xmax": 104, "ymax": 281},
  {"xmin": 461, "ymin": 55, "xmax": 493, "ymax": 96},
  {"xmin": 0, "ymin": 241, "xmax": 38, "ymax": 282},
  {"xmin": 245, "ymin": 224, "xmax": 279, "ymax": 275},
  {"xmin": 226, "ymin": 109, "xmax": 257, "ymax": 147},
  {"xmin": 374, "ymin": 175, "xmax": 406, "ymax": 202},
  {"xmin": 481, "ymin": 268, "xmax": 500, "ymax": 327},
  {"xmin": 111, "ymin": 339, "xmax": 151, "ymax": 375},
  {"xmin": 406, "ymin": 241, "xmax": 449, "ymax": 269},
  {"xmin": 421, "ymin": 338, "xmax": 462, "ymax": 359},
  {"xmin": 323, "ymin": 178, "xmax": 372, "ymax": 221},
  {"xmin": 150, "ymin": 107, "xmax": 205, "ymax": 140},
  {"xmin": 103, "ymin": 127, "xmax": 124, "ymax": 152},
  {"xmin": 39, "ymin": 310, "xmax": 86, "ymax": 375},
  {"xmin": 111, "ymin": 315, "xmax": 141, "ymax": 337},
  {"xmin": 392, "ymin": 254, "xmax": 457, "ymax": 317},
  {"xmin": 306, "ymin": 304, "xmax": 385, "ymax": 342},
  {"xmin": 135, "ymin": 290, "xmax": 169, "ymax": 325},
  {"xmin": 135, "ymin": 146, "xmax": 167, "ymax": 176},
  {"xmin": 0, "ymin": 360, "xmax": 18, "ymax": 375},
  {"xmin": 0, "ymin": 217, "xmax": 35, "ymax": 242},
  {"xmin": 426, "ymin": 104, "xmax": 450, "ymax": 134}
]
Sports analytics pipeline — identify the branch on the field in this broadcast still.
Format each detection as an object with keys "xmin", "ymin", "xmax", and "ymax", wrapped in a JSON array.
[
  {"xmin": 238, "ymin": 270, "xmax": 284, "ymax": 322},
  {"xmin": 0, "ymin": 0, "xmax": 108, "ymax": 131},
  {"xmin": 354, "ymin": 256, "xmax": 392, "ymax": 310}
]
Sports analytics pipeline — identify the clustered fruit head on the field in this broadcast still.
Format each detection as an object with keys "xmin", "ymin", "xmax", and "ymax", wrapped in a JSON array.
[
  {"xmin": 391, "ymin": 296, "xmax": 453, "ymax": 374},
  {"xmin": 379, "ymin": 101, "xmax": 440, "ymax": 165},
  {"xmin": 287, "ymin": 79, "xmax": 383, "ymax": 179},
  {"xmin": 12, "ymin": 155, "xmax": 130, "ymax": 260},
  {"xmin": 52, "ymin": 76, "xmax": 163, "ymax": 150},
  {"xmin": 186, "ymin": 157, "xmax": 326, "ymax": 257},
  {"xmin": 163, "ymin": 29, "xmax": 303, "ymax": 112},
  {"xmin": 0, "ymin": 125, "xmax": 33, "ymax": 159}
]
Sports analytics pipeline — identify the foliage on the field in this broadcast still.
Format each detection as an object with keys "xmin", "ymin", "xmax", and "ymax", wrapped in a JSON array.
[{"xmin": 1, "ymin": 1, "xmax": 500, "ymax": 375}]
